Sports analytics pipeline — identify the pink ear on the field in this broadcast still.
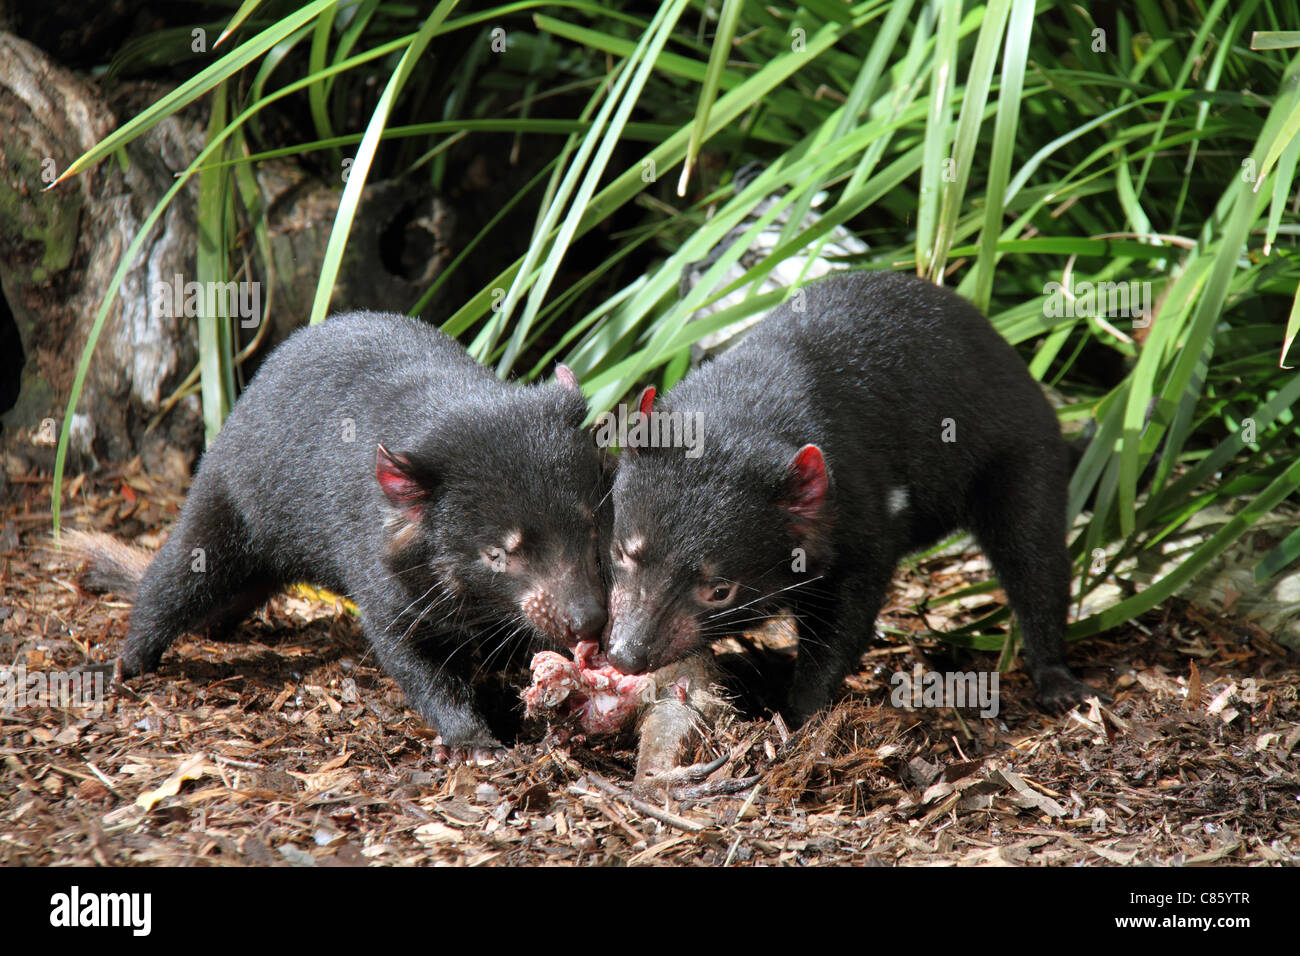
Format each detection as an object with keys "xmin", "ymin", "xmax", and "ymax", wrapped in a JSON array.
[
  {"xmin": 781, "ymin": 444, "xmax": 828, "ymax": 525},
  {"xmin": 637, "ymin": 385, "xmax": 656, "ymax": 418},
  {"xmin": 556, "ymin": 364, "xmax": 579, "ymax": 393},
  {"xmin": 376, "ymin": 444, "xmax": 427, "ymax": 519}
]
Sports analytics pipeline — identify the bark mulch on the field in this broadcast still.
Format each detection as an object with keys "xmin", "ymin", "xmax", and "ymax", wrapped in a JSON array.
[{"xmin": 2, "ymin": 459, "xmax": 1297, "ymax": 866}]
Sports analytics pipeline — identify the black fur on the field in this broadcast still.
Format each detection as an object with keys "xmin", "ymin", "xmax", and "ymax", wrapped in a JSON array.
[
  {"xmin": 606, "ymin": 270, "xmax": 1098, "ymax": 723},
  {"xmin": 120, "ymin": 312, "xmax": 608, "ymax": 748}
]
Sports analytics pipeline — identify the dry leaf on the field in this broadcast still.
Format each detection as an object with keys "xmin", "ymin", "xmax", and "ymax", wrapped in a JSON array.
[
  {"xmin": 413, "ymin": 822, "xmax": 460, "ymax": 846},
  {"xmin": 136, "ymin": 753, "xmax": 212, "ymax": 811},
  {"xmin": 318, "ymin": 749, "xmax": 352, "ymax": 773},
  {"xmin": 1186, "ymin": 661, "xmax": 1202, "ymax": 710}
]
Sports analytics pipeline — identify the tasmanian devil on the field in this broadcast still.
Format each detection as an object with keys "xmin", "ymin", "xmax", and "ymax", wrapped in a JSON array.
[
  {"xmin": 69, "ymin": 312, "xmax": 608, "ymax": 754},
  {"xmin": 604, "ymin": 270, "xmax": 1101, "ymax": 725}
]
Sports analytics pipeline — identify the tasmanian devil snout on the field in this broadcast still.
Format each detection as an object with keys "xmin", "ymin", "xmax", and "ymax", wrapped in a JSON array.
[
  {"xmin": 606, "ymin": 270, "xmax": 1103, "ymax": 725},
  {"xmin": 564, "ymin": 594, "xmax": 608, "ymax": 643},
  {"xmin": 605, "ymin": 576, "xmax": 652, "ymax": 672},
  {"xmin": 519, "ymin": 566, "xmax": 608, "ymax": 645},
  {"xmin": 606, "ymin": 570, "xmax": 709, "ymax": 675},
  {"xmin": 605, "ymin": 610, "xmax": 652, "ymax": 674}
]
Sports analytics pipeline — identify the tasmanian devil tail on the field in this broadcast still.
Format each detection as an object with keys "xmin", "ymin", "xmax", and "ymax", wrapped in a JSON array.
[{"xmin": 59, "ymin": 530, "xmax": 151, "ymax": 598}]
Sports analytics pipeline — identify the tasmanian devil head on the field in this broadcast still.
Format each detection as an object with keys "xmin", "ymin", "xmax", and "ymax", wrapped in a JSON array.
[
  {"xmin": 375, "ymin": 366, "xmax": 609, "ymax": 652},
  {"xmin": 605, "ymin": 388, "xmax": 833, "ymax": 675}
]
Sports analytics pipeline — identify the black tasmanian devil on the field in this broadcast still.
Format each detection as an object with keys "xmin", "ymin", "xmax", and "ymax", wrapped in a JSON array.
[
  {"xmin": 70, "ymin": 312, "xmax": 609, "ymax": 754},
  {"xmin": 604, "ymin": 270, "xmax": 1102, "ymax": 724}
]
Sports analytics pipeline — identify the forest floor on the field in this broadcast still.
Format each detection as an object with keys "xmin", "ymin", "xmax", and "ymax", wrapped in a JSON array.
[{"xmin": 2, "ymin": 458, "xmax": 1297, "ymax": 866}]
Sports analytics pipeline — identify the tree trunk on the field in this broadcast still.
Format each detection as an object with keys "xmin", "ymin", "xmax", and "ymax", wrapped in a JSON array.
[
  {"xmin": 0, "ymin": 30, "xmax": 465, "ymax": 478},
  {"xmin": 0, "ymin": 29, "xmax": 204, "ymax": 471}
]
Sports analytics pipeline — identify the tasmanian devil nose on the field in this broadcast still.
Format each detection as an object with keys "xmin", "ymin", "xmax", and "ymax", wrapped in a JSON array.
[
  {"xmin": 567, "ymin": 599, "xmax": 607, "ymax": 641},
  {"xmin": 605, "ymin": 627, "xmax": 649, "ymax": 675}
]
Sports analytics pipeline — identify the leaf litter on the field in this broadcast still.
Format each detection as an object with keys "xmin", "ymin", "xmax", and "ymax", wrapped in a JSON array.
[{"xmin": 2, "ymin": 460, "xmax": 1297, "ymax": 866}]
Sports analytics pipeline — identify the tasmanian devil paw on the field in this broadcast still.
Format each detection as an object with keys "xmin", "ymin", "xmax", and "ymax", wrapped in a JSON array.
[
  {"xmin": 117, "ymin": 646, "xmax": 161, "ymax": 679},
  {"xmin": 1035, "ymin": 668, "xmax": 1108, "ymax": 711},
  {"xmin": 431, "ymin": 743, "xmax": 507, "ymax": 767},
  {"xmin": 426, "ymin": 717, "xmax": 505, "ymax": 767}
]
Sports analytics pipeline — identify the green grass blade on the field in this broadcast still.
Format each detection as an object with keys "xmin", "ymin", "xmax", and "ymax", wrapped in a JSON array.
[
  {"xmin": 308, "ymin": 2, "xmax": 459, "ymax": 326},
  {"xmin": 930, "ymin": 0, "xmax": 1010, "ymax": 281},
  {"xmin": 216, "ymin": 0, "xmax": 266, "ymax": 47},
  {"xmin": 916, "ymin": 0, "xmax": 960, "ymax": 277},
  {"xmin": 678, "ymin": 0, "xmax": 743, "ymax": 197},
  {"xmin": 196, "ymin": 83, "xmax": 234, "ymax": 442},
  {"xmin": 970, "ymin": 0, "xmax": 1031, "ymax": 311}
]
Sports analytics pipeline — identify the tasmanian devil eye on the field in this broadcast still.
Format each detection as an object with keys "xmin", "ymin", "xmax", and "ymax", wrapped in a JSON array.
[{"xmin": 699, "ymin": 580, "xmax": 737, "ymax": 606}]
